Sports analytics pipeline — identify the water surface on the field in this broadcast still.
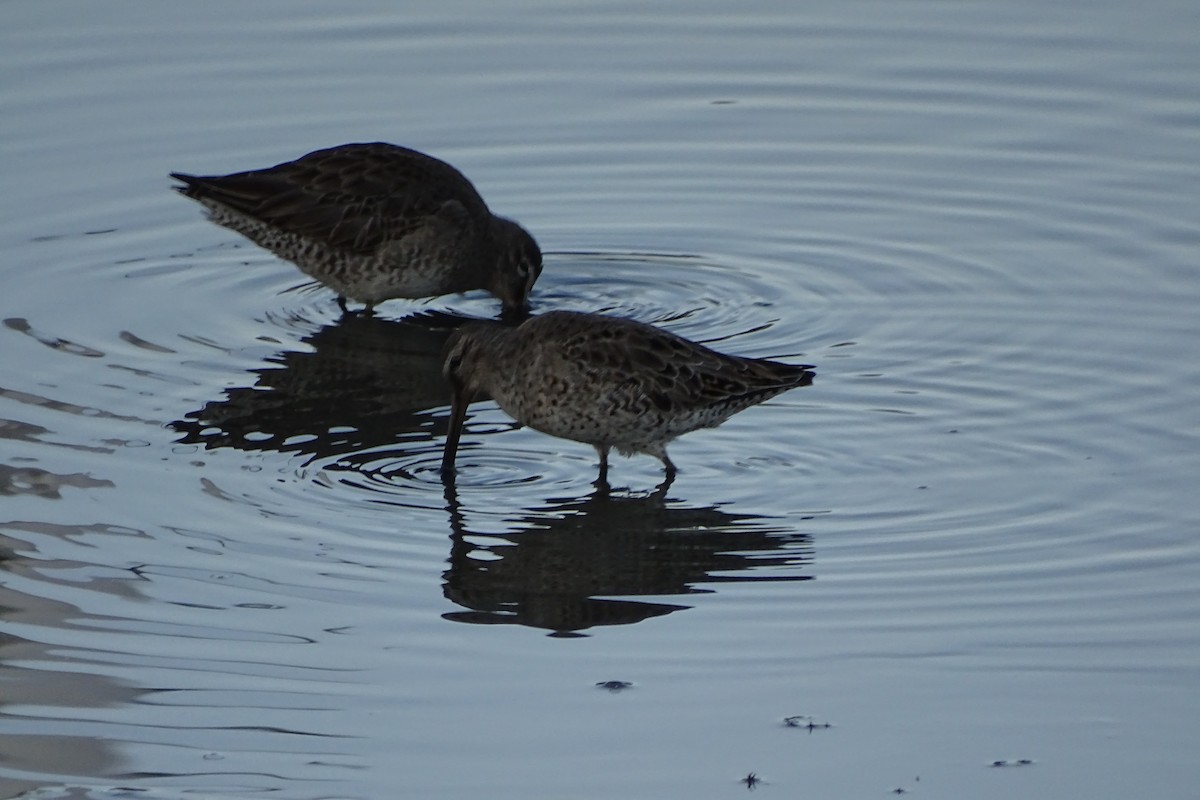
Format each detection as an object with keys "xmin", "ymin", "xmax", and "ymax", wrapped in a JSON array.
[{"xmin": 2, "ymin": 2, "xmax": 1199, "ymax": 798}]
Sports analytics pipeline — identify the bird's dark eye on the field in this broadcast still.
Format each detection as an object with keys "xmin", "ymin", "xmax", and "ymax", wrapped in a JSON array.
[{"xmin": 447, "ymin": 354, "xmax": 463, "ymax": 371}]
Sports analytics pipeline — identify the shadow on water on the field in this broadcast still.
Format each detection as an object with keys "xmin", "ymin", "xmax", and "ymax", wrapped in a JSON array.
[
  {"xmin": 0, "ymin": 463, "xmax": 115, "ymax": 498},
  {"xmin": 441, "ymin": 482, "xmax": 814, "ymax": 637},
  {"xmin": 170, "ymin": 311, "xmax": 469, "ymax": 459}
]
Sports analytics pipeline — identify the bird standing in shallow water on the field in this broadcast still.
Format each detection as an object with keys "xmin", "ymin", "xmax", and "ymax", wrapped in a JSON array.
[
  {"xmin": 171, "ymin": 142, "xmax": 542, "ymax": 316},
  {"xmin": 440, "ymin": 310, "xmax": 815, "ymax": 484}
]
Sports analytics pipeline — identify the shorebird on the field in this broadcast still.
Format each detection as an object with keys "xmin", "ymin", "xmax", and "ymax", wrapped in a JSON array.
[
  {"xmin": 440, "ymin": 311, "xmax": 814, "ymax": 483},
  {"xmin": 171, "ymin": 142, "xmax": 542, "ymax": 315}
]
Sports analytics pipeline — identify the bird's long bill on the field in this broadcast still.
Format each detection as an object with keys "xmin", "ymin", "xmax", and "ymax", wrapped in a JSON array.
[
  {"xmin": 500, "ymin": 300, "xmax": 531, "ymax": 324},
  {"xmin": 440, "ymin": 382, "xmax": 472, "ymax": 480}
]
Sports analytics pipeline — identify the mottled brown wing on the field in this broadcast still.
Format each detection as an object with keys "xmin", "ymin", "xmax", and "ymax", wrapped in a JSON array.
[
  {"xmin": 172, "ymin": 143, "xmax": 490, "ymax": 254},
  {"xmin": 558, "ymin": 316, "xmax": 813, "ymax": 415}
]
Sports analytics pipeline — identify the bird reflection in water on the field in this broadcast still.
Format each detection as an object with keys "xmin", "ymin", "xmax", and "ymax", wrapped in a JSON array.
[
  {"xmin": 441, "ymin": 481, "xmax": 813, "ymax": 637},
  {"xmin": 169, "ymin": 311, "xmax": 815, "ymax": 639},
  {"xmin": 171, "ymin": 311, "xmax": 472, "ymax": 459}
]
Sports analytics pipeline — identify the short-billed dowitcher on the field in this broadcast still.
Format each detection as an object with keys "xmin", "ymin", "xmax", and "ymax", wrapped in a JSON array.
[
  {"xmin": 440, "ymin": 311, "xmax": 814, "ymax": 483},
  {"xmin": 171, "ymin": 142, "xmax": 542, "ymax": 315}
]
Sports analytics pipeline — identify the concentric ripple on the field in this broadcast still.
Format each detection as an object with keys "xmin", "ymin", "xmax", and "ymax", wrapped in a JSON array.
[
  {"xmin": 310, "ymin": 438, "xmax": 602, "ymax": 504},
  {"xmin": 536, "ymin": 250, "xmax": 795, "ymax": 341}
]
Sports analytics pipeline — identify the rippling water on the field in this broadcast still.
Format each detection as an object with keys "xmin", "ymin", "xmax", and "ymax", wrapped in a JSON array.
[{"xmin": 2, "ymin": 1, "xmax": 1199, "ymax": 798}]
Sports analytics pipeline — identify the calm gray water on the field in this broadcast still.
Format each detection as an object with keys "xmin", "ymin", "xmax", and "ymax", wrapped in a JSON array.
[{"xmin": 2, "ymin": 2, "xmax": 1199, "ymax": 798}]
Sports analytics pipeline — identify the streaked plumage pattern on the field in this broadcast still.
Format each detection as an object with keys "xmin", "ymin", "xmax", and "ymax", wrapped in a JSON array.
[
  {"xmin": 441, "ymin": 310, "xmax": 814, "ymax": 481},
  {"xmin": 171, "ymin": 142, "xmax": 542, "ymax": 314}
]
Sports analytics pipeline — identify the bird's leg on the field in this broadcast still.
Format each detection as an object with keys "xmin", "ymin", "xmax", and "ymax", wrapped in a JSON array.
[
  {"xmin": 651, "ymin": 469, "xmax": 674, "ymax": 497},
  {"xmin": 594, "ymin": 446, "xmax": 610, "ymax": 489},
  {"xmin": 336, "ymin": 295, "xmax": 350, "ymax": 314},
  {"xmin": 661, "ymin": 453, "xmax": 677, "ymax": 482}
]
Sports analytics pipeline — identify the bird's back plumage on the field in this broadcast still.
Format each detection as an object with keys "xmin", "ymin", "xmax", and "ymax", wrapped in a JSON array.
[
  {"xmin": 441, "ymin": 311, "xmax": 814, "ymax": 480},
  {"xmin": 171, "ymin": 142, "xmax": 541, "ymax": 313}
]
